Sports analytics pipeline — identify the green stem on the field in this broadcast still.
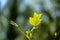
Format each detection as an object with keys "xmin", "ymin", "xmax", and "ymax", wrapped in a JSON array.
[
  {"xmin": 10, "ymin": 21, "xmax": 27, "ymax": 38},
  {"xmin": 28, "ymin": 27, "xmax": 36, "ymax": 40},
  {"xmin": 31, "ymin": 27, "xmax": 36, "ymax": 32},
  {"xmin": 10, "ymin": 21, "xmax": 36, "ymax": 40}
]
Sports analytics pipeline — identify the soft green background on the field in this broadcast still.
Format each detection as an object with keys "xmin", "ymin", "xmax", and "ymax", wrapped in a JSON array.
[{"xmin": 0, "ymin": 0, "xmax": 60, "ymax": 40}]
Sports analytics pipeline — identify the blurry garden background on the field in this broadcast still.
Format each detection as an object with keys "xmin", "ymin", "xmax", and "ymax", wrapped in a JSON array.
[{"xmin": 0, "ymin": 0, "xmax": 60, "ymax": 40}]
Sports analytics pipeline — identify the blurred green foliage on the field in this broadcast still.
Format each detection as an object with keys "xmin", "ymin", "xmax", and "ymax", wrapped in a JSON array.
[{"xmin": 0, "ymin": 0, "xmax": 60, "ymax": 40}]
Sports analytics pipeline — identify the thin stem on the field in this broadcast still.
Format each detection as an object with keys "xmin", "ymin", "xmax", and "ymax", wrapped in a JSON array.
[
  {"xmin": 10, "ymin": 21, "xmax": 27, "ymax": 37},
  {"xmin": 27, "ymin": 27, "xmax": 36, "ymax": 40},
  {"xmin": 17, "ymin": 27, "xmax": 26, "ymax": 36},
  {"xmin": 10, "ymin": 21, "xmax": 36, "ymax": 40},
  {"xmin": 31, "ymin": 27, "xmax": 36, "ymax": 32}
]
